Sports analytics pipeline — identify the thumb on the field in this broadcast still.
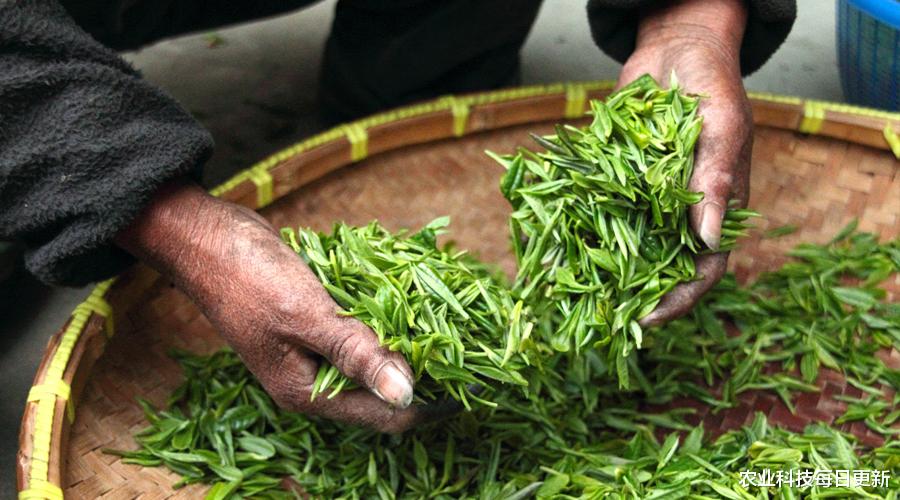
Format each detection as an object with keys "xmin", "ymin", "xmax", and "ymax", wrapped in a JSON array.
[
  {"xmin": 309, "ymin": 314, "xmax": 415, "ymax": 409},
  {"xmin": 688, "ymin": 103, "xmax": 752, "ymax": 250}
]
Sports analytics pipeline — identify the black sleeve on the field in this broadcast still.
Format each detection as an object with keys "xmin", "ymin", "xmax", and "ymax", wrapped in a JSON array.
[
  {"xmin": 0, "ymin": 0, "xmax": 213, "ymax": 286},
  {"xmin": 586, "ymin": 0, "xmax": 797, "ymax": 75}
]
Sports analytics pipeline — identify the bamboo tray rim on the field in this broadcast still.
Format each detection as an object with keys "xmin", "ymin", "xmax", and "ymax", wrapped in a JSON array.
[{"xmin": 16, "ymin": 80, "xmax": 900, "ymax": 499}]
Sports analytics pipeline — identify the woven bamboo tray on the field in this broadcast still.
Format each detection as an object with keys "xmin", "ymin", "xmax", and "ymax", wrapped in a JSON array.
[{"xmin": 17, "ymin": 81, "xmax": 900, "ymax": 499}]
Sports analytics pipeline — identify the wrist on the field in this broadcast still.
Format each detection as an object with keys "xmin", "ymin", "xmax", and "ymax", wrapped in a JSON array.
[
  {"xmin": 635, "ymin": 0, "xmax": 747, "ymax": 56},
  {"xmin": 115, "ymin": 179, "xmax": 222, "ymax": 279}
]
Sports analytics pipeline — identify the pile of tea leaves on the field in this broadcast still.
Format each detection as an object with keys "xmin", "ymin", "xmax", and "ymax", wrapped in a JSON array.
[
  {"xmin": 490, "ymin": 74, "xmax": 755, "ymax": 388},
  {"xmin": 109, "ymin": 224, "xmax": 900, "ymax": 499},
  {"xmin": 279, "ymin": 217, "xmax": 536, "ymax": 408}
]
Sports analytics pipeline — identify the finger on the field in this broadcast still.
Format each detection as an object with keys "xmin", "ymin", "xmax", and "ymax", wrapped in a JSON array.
[
  {"xmin": 688, "ymin": 101, "xmax": 752, "ymax": 250},
  {"xmin": 305, "ymin": 388, "xmax": 458, "ymax": 434},
  {"xmin": 266, "ymin": 350, "xmax": 458, "ymax": 433},
  {"xmin": 268, "ymin": 248, "xmax": 416, "ymax": 409},
  {"xmin": 303, "ymin": 313, "xmax": 415, "ymax": 409},
  {"xmin": 638, "ymin": 252, "xmax": 727, "ymax": 327}
]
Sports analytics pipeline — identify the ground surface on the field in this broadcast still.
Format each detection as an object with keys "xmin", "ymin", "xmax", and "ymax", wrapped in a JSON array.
[{"xmin": 1, "ymin": 0, "xmax": 843, "ymax": 495}]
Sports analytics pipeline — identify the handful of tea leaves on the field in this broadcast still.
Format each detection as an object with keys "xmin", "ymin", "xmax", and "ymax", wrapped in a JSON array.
[
  {"xmin": 279, "ymin": 218, "xmax": 534, "ymax": 408},
  {"xmin": 491, "ymin": 75, "xmax": 755, "ymax": 387}
]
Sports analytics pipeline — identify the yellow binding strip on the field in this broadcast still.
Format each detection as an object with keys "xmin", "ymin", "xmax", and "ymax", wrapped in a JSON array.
[
  {"xmin": 246, "ymin": 166, "xmax": 274, "ymax": 208},
  {"xmin": 27, "ymin": 381, "xmax": 70, "ymax": 402},
  {"xmin": 804, "ymin": 100, "xmax": 899, "ymax": 121},
  {"xmin": 27, "ymin": 380, "xmax": 74, "ymax": 424},
  {"xmin": 884, "ymin": 124, "xmax": 900, "ymax": 159},
  {"xmin": 18, "ymin": 479, "xmax": 63, "ymax": 500},
  {"xmin": 746, "ymin": 92, "xmax": 803, "ymax": 106},
  {"xmin": 23, "ymin": 278, "xmax": 114, "ymax": 498},
  {"xmin": 341, "ymin": 124, "xmax": 369, "ymax": 161},
  {"xmin": 74, "ymin": 289, "xmax": 113, "ymax": 336},
  {"xmin": 564, "ymin": 83, "xmax": 588, "ymax": 119},
  {"xmin": 799, "ymin": 100, "xmax": 826, "ymax": 134},
  {"xmin": 441, "ymin": 96, "xmax": 470, "ymax": 137}
]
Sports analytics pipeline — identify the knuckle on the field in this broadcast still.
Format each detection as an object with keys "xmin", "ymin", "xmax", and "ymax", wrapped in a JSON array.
[
  {"xmin": 323, "ymin": 325, "xmax": 371, "ymax": 378},
  {"xmin": 270, "ymin": 294, "xmax": 307, "ymax": 326},
  {"xmin": 256, "ymin": 352, "xmax": 317, "ymax": 413},
  {"xmin": 270, "ymin": 297, "xmax": 325, "ymax": 342}
]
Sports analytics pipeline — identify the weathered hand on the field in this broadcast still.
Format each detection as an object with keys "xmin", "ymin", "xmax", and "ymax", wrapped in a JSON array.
[
  {"xmin": 618, "ymin": 0, "xmax": 752, "ymax": 326},
  {"xmin": 116, "ymin": 181, "xmax": 443, "ymax": 433}
]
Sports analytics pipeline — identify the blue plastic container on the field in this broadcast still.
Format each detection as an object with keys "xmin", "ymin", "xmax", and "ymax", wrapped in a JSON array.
[{"xmin": 837, "ymin": 0, "xmax": 900, "ymax": 110}]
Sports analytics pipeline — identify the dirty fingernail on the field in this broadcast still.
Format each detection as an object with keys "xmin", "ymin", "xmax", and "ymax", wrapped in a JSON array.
[
  {"xmin": 373, "ymin": 362, "xmax": 413, "ymax": 409},
  {"xmin": 699, "ymin": 202, "xmax": 724, "ymax": 250}
]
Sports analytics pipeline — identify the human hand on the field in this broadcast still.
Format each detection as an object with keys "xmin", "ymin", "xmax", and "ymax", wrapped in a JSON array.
[
  {"xmin": 617, "ymin": 0, "xmax": 752, "ymax": 326},
  {"xmin": 116, "ymin": 180, "xmax": 447, "ymax": 433}
]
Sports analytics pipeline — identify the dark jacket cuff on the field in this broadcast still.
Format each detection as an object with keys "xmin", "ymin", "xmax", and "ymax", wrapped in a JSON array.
[{"xmin": 0, "ymin": 0, "xmax": 214, "ymax": 286}]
